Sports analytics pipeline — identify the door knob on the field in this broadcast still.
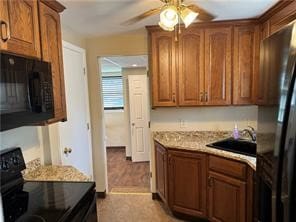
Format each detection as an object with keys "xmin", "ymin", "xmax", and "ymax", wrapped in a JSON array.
[{"xmin": 64, "ymin": 147, "xmax": 72, "ymax": 154}]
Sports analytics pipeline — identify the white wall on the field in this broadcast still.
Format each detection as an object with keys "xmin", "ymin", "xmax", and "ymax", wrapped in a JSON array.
[
  {"xmin": 0, "ymin": 126, "xmax": 43, "ymax": 163},
  {"xmin": 151, "ymin": 106, "xmax": 258, "ymax": 131},
  {"xmin": 104, "ymin": 111, "xmax": 127, "ymax": 147}
]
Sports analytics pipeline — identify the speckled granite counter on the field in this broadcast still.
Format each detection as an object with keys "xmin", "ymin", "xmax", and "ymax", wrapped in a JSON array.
[
  {"xmin": 153, "ymin": 131, "xmax": 256, "ymax": 170},
  {"xmin": 23, "ymin": 163, "xmax": 90, "ymax": 182}
]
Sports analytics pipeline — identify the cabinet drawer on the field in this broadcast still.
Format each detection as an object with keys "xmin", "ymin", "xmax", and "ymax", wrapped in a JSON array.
[{"xmin": 209, "ymin": 155, "xmax": 247, "ymax": 180}]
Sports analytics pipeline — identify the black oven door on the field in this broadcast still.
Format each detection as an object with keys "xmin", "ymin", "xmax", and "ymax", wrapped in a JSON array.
[
  {"xmin": 0, "ymin": 53, "xmax": 54, "ymax": 131},
  {"xmin": 66, "ymin": 189, "xmax": 98, "ymax": 222}
]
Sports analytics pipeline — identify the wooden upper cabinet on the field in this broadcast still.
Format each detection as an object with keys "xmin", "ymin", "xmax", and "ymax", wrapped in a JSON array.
[
  {"xmin": 0, "ymin": 0, "xmax": 41, "ymax": 58},
  {"xmin": 39, "ymin": 1, "xmax": 67, "ymax": 123},
  {"xmin": 233, "ymin": 25, "xmax": 260, "ymax": 105},
  {"xmin": 150, "ymin": 31, "xmax": 177, "ymax": 107},
  {"xmin": 204, "ymin": 27, "xmax": 232, "ymax": 105},
  {"xmin": 168, "ymin": 150, "xmax": 207, "ymax": 218},
  {"xmin": 269, "ymin": 0, "xmax": 296, "ymax": 35},
  {"xmin": 208, "ymin": 171, "xmax": 246, "ymax": 222},
  {"xmin": 178, "ymin": 28, "xmax": 204, "ymax": 106},
  {"xmin": 261, "ymin": 20, "xmax": 270, "ymax": 40}
]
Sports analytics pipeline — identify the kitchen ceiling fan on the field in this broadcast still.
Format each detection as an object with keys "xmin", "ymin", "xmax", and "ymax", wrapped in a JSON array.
[{"xmin": 122, "ymin": 0, "xmax": 216, "ymax": 31}]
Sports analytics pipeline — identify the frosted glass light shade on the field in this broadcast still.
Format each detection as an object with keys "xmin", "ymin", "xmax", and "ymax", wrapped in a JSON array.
[{"xmin": 180, "ymin": 8, "xmax": 198, "ymax": 28}]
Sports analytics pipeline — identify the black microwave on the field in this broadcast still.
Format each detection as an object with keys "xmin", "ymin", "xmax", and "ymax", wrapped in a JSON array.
[{"xmin": 0, "ymin": 53, "xmax": 54, "ymax": 131}]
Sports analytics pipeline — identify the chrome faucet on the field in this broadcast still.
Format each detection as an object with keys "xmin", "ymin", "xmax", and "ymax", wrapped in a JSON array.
[{"xmin": 242, "ymin": 126, "xmax": 256, "ymax": 142}]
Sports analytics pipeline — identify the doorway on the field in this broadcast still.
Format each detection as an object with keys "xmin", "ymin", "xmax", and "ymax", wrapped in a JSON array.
[{"xmin": 99, "ymin": 55, "xmax": 151, "ymax": 193}]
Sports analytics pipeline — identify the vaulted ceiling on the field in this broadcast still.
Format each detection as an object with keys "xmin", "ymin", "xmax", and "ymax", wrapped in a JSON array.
[{"xmin": 60, "ymin": 0, "xmax": 279, "ymax": 37}]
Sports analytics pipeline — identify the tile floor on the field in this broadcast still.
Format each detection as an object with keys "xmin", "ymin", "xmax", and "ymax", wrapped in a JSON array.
[{"xmin": 97, "ymin": 193, "xmax": 184, "ymax": 222}]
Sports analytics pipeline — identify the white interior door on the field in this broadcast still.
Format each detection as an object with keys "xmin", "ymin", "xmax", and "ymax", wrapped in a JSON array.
[
  {"xmin": 128, "ymin": 74, "xmax": 150, "ymax": 162},
  {"xmin": 59, "ymin": 41, "xmax": 93, "ymax": 178}
]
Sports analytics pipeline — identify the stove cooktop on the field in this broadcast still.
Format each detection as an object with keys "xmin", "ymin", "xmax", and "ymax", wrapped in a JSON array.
[{"xmin": 2, "ymin": 181, "xmax": 95, "ymax": 222}]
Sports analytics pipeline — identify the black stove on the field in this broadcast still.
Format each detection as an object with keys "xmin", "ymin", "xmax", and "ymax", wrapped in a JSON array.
[{"xmin": 0, "ymin": 148, "xmax": 97, "ymax": 222}]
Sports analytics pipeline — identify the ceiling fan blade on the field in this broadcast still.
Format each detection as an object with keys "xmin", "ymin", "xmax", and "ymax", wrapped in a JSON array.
[
  {"xmin": 121, "ymin": 7, "xmax": 162, "ymax": 25},
  {"xmin": 187, "ymin": 4, "xmax": 216, "ymax": 21}
]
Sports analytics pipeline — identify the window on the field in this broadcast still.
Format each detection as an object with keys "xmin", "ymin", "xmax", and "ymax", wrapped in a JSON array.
[{"xmin": 102, "ymin": 76, "xmax": 124, "ymax": 110}]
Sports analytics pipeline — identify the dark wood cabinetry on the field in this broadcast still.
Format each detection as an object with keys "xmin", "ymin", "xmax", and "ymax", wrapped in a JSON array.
[
  {"xmin": 155, "ymin": 142, "xmax": 168, "ymax": 203},
  {"xmin": 0, "ymin": 0, "xmax": 67, "ymax": 124},
  {"xmin": 154, "ymin": 143, "xmax": 254, "ymax": 221},
  {"xmin": 148, "ymin": 1, "xmax": 296, "ymax": 107},
  {"xmin": 149, "ymin": 30, "xmax": 177, "ymax": 107},
  {"xmin": 204, "ymin": 27, "xmax": 232, "ymax": 105},
  {"xmin": 148, "ymin": 23, "xmax": 250, "ymax": 107},
  {"xmin": 178, "ymin": 28, "xmax": 204, "ymax": 106},
  {"xmin": 233, "ymin": 25, "xmax": 260, "ymax": 105},
  {"xmin": 208, "ymin": 155, "xmax": 248, "ymax": 222},
  {"xmin": 0, "ymin": 0, "xmax": 41, "ymax": 58},
  {"xmin": 208, "ymin": 171, "xmax": 246, "ymax": 222},
  {"xmin": 39, "ymin": 1, "xmax": 67, "ymax": 123},
  {"xmin": 168, "ymin": 150, "xmax": 207, "ymax": 218}
]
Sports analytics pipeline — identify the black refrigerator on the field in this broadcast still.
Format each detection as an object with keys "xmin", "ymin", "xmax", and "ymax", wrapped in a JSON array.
[{"xmin": 256, "ymin": 21, "xmax": 296, "ymax": 222}]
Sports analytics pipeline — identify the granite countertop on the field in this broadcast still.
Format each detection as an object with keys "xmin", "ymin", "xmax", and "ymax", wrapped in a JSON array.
[
  {"xmin": 153, "ymin": 131, "xmax": 256, "ymax": 170},
  {"xmin": 23, "ymin": 161, "xmax": 90, "ymax": 182}
]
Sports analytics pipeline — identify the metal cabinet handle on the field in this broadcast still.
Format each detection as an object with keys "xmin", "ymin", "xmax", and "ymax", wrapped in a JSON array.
[
  {"xmin": 204, "ymin": 92, "xmax": 208, "ymax": 102},
  {"xmin": 200, "ymin": 92, "xmax": 204, "ymax": 102},
  {"xmin": 0, "ymin": 20, "xmax": 10, "ymax": 42},
  {"xmin": 208, "ymin": 176, "xmax": 213, "ymax": 187},
  {"xmin": 172, "ymin": 93, "xmax": 176, "ymax": 103}
]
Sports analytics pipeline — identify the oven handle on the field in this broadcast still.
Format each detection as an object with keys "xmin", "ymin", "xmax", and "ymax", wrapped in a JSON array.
[{"xmin": 82, "ymin": 192, "xmax": 97, "ymax": 222}]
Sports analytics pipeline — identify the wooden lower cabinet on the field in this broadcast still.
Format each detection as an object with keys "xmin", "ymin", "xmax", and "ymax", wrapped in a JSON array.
[
  {"xmin": 154, "ymin": 144, "xmax": 253, "ymax": 222},
  {"xmin": 208, "ymin": 171, "xmax": 246, "ymax": 222},
  {"xmin": 155, "ymin": 142, "xmax": 168, "ymax": 203},
  {"xmin": 168, "ymin": 150, "xmax": 207, "ymax": 218}
]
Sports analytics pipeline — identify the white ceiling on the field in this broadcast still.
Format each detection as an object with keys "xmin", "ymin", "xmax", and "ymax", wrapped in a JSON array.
[
  {"xmin": 60, "ymin": 0, "xmax": 279, "ymax": 37},
  {"xmin": 101, "ymin": 55, "xmax": 148, "ymax": 73}
]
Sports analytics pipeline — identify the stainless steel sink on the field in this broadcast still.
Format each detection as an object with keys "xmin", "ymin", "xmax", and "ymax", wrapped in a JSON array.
[{"xmin": 206, "ymin": 138, "xmax": 256, "ymax": 157}]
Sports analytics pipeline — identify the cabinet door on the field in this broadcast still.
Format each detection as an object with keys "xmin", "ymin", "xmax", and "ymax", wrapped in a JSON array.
[
  {"xmin": 178, "ymin": 28, "xmax": 204, "ymax": 106},
  {"xmin": 155, "ymin": 142, "xmax": 168, "ymax": 203},
  {"xmin": 204, "ymin": 27, "xmax": 232, "ymax": 105},
  {"xmin": 208, "ymin": 171, "xmax": 246, "ymax": 222},
  {"xmin": 150, "ymin": 31, "xmax": 177, "ymax": 107},
  {"xmin": 0, "ymin": 0, "xmax": 40, "ymax": 58},
  {"xmin": 39, "ymin": 2, "xmax": 67, "ymax": 123},
  {"xmin": 168, "ymin": 150, "xmax": 207, "ymax": 218},
  {"xmin": 233, "ymin": 25, "xmax": 260, "ymax": 105}
]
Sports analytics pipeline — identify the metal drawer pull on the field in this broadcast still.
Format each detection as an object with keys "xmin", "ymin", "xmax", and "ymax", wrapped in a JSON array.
[
  {"xmin": 0, "ymin": 20, "xmax": 10, "ymax": 42},
  {"xmin": 204, "ymin": 92, "xmax": 208, "ymax": 102},
  {"xmin": 200, "ymin": 92, "xmax": 204, "ymax": 102},
  {"xmin": 172, "ymin": 94, "xmax": 176, "ymax": 103}
]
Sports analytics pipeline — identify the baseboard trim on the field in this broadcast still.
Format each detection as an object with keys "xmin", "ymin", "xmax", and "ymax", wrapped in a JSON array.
[
  {"xmin": 152, "ymin": 192, "xmax": 160, "ymax": 200},
  {"xmin": 126, "ymin": 156, "xmax": 132, "ymax": 161},
  {"xmin": 96, "ymin": 190, "xmax": 106, "ymax": 199},
  {"xmin": 106, "ymin": 146, "xmax": 126, "ymax": 149}
]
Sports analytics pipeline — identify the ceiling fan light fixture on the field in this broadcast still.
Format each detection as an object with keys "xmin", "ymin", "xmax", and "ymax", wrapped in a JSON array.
[
  {"xmin": 159, "ymin": 5, "xmax": 178, "ymax": 30},
  {"xmin": 158, "ymin": 21, "xmax": 175, "ymax": 31},
  {"xmin": 180, "ymin": 7, "xmax": 198, "ymax": 28}
]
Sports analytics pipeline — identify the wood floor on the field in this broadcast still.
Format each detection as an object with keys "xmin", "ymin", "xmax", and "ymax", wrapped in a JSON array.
[{"xmin": 107, "ymin": 147, "xmax": 150, "ymax": 192}]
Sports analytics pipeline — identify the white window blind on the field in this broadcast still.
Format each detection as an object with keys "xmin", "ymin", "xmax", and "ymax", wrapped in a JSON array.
[{"xmin": 102, "ymin": 76, "xmax": 124, "ymax": 110}]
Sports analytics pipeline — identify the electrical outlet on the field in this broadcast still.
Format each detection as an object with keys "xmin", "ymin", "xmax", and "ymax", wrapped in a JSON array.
[{"xmin": 179, "ymin": 119, "xmax": 186, "ymax": 128}]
